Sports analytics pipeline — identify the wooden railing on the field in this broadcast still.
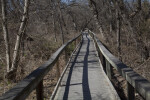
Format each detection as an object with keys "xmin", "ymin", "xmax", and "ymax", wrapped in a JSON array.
[
  {"xmin": 0, "ymin": 33, "xmax": 82, "ymax": 100},
  {"xmin": 89, "ymin": 30, "xmax": 150, "ymax": 100}
]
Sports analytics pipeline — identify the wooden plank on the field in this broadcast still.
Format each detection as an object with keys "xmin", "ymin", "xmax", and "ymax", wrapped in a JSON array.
[
  {"xmin": 0, "ymin": 34, "xmax": 82, "ymax": 100},
  {"xmin": 89, "ymin": 30, "xmax": 150, "ymax": 100}
]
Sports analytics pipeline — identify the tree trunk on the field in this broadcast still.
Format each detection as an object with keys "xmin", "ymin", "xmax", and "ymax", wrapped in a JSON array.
[
  {"xmin": 116, "ymin": 9, "xmax": 121, "ymax": 60},
  {"xmin": 52, "ymin": 0, "xmax": 65, "ymax": 44},
  {"xmin": 58, "ymin": 17, "xmax": 65, "ymax": 44},
  {"xmin": 111, "ymin": 0, "xmax": 148, "ymax": 60},
  {"xmin": 1, "ymin": 0, "xmax": 11, "ymax": 72},
  {"xmin": 52, "ymin": 12, "xmax": 57, "ymax": 42},
  {"xmin": 108, "ymin": 1, "xmax": 113, "ymax": 35},
  {"xmin": 61, "ymin": 13, "xmax": 69, "ymax": 34},
  {"xmin": 57, "ymin": 1, "xmax": 65, "ymax": 44},
  {"xmin": 11, "ymin": 0, "xmax": 30, "ymax": 71},
  {"xmin": 68, "ymin": 12, "xmax": 78, "ymax": 38},
  {"xmin": 88, "ymin": 0, "xmax": 105, "ymax": 40}
]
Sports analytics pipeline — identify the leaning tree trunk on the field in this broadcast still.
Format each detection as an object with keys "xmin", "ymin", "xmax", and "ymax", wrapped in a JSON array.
[
  {"xmin": 11, "ymin": 0, "xmax": 30, "ymax": 72},
  {"xmin": 1, "ymin": 0, "xmax": 11, "ymax": 72},
  {"xmin": 88, "ymin": 0, "xmax": 105, "ymax": 40}
]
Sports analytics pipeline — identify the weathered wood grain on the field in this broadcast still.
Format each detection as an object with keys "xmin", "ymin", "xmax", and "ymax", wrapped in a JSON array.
[
  {"xmin": 0, "ymin": 34, "xmax": 82, "ymax": 100},
  {"xmin": 89, "ymin": 30, "xmax": 150, "ymax": 100}
]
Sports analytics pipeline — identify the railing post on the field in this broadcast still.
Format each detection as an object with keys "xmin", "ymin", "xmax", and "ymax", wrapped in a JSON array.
[
  {"xmin": 74, "ymin": 39, "xmax": 77, "ymax": 47},
  {"xmin": 98, "ymin": 49, "xmax": 106, "ymax": 73},
  {"xmin": 106, "ymin": 60, "xmax": 112, "ymax": 80},
  {"xmin": 56, "ymin": 58, "xmax": 60, "ymax": 80},
  {"xmin": 65, "ymin": 47, "xmax": 68, "ymax": 65},
  {"xmin": 36, "ymin": 80, "xmax": 43, "ymax": 100},
  {"xmin": 100, "ymin": 54, "xmax": 106, "ymax": 73},
  {"xmin": 91, "ymin": 33, "xmax": 94, "ymax": 39},
  {"xmin": 127, "ymin": 82, "xmax": 135, "ymax": 100}
]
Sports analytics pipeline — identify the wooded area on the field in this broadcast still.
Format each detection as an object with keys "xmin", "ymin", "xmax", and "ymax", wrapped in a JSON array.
[{"xmin": 0, "ymin": 0, "xmax": 150, "ymax": 99}]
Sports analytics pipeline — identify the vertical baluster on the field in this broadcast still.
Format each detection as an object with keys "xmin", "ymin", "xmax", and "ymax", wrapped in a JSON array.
[
  {"xmin": 100, "ymin": 54, "xmax": 106, "ymax": 73},
  {"xmin": 92, "ymin": 33, "xmax": 94, "ymax": 39},
  {"xmin": 36, "ymin": 80, "xmax": 43, "ymax": 100},
  {"xmin": 127, "ymin": 82, "xmax": 135, "ymax": 100},
  {"xmin": 106, "ymin": 60, "xmax": 112, "ymax": 80},
  {"xmin": 74, "ymin": 39, "xmax": 77, "ymax": 47},
  {"xmin": 56, "ymin": 58, "xmax": 60, "ymax": 80},
  {"xmin": 65, "ymin": 47, "xmax": 68, "ymax": 65},
  {"xmin": 98, "ymin": 50, "xmax": 105, "ymax": 72}
]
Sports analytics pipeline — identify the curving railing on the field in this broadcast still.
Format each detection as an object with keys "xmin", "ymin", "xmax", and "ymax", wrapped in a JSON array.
[
  {"xmin": 89, "ymin": 30, "xmax": 150, "ymax": 100},
  {"xmin": 0, "ymin": 33, "xmax": 82, "ymax": 100}
]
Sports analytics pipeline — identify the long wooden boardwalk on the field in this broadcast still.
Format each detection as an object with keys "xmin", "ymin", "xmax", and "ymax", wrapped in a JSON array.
[
  {"xmin": 53, "ymin": 33, "xmax": 120, "ymax": 100},
  {"xmin": 1, "ymin": 31, "xmax": 150, "ymax": 100}
]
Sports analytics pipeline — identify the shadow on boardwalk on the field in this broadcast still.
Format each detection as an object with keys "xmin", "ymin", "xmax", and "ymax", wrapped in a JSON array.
[{"xmin": 63, "ymin": 34, "xmax": 92, "ymax": 100}]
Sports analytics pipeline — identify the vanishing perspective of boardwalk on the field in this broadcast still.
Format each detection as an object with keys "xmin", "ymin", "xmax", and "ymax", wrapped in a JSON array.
[
  {"xmin": 0, "ymin": 31, "xmax": 150, "ymax": 100},
  {"xmin": 1, "ymin": 0, "xmax": 150, "ymax": 100},
  {"xmin": 54, "ymin": 33, "xmax": 120, "ymax": 100}
]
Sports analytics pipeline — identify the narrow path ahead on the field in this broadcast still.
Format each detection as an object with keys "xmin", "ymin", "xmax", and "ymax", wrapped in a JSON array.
[{"xmin": 54, "ymin": 33, "xmax": 120, "ymax": 100}]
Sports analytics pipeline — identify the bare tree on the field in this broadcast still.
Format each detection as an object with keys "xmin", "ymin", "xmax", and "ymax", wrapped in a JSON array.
[
  {"xmin": 52, "ymin": 10, "xmax": 57, "ymax": 42},
  {"xmin": 1, "ymin": 0, "xmax": 11, "ymax": 72},
  {"xmin": 68, "ymin": 11, "xmax": 77, "ymax": 31},
  {"xmin": 11, "ymin": 0, "xmax": 30, "ymax": 74},
  {"xmin": 116, "ymin": 8, "xmax": 121, "ymax": 60},
  {"xmin": 57, "ymin": 0, "xmax": 65, "ymax": 44},
  {"xmin": 88, "ymin": 0, "xmax": 105, "ymax": 40}
]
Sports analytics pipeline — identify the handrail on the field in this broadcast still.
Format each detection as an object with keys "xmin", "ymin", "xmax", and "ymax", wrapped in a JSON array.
[
  {"xmin": 0, "ymin": 33, "xmax": 82, "ymax": 100},
  {"xmin": 50, "ymin": 36, "xmax": 83, "ymax": 100},
  {"xmin": 89, "ymin": 30, "xmax": 150, "ymax": 100}
]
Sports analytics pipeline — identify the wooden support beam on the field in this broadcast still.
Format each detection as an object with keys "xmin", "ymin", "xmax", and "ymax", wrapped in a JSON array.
[
  {"xmin": 96, "ymin": 43, "xmax": 106, "ymax": 73},
  {"xmin": 36, "ymin": 80, "xmax": 43, "ymax": 100},
  {"xmin": 106, "ymin": 60, "xmax": 112, "ymax": 80},
  {"xmin": 127, "ymin": 82, "xmax": 135, "ymax": 100},
  {"xmin": 74, "ymin": 39, "xmax": 77, "ymax": 47},
  {"xmin": 102, "ymin": 55, "xmax": 106, "ymax": 73},
  {"xmin": 56, "ymin": 58, "xmax": 60, "ymax": 80},
  {"xmin": 65, "ymin": 47, "xmax": 68, "ymax": 65}
]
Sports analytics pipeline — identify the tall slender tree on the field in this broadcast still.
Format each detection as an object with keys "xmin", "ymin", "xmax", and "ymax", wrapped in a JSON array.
[
  {"xmin": 11, "ymin": 0, "xmax": 30, "ymax": 72},
  {"xmin": 1, "ymin": 0, "xmax": 11, "ymax": 72}
]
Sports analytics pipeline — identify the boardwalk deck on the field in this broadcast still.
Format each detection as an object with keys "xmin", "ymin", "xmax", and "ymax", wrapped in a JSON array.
[{"xmin": 53, "ymin": 33, "xmax": 120, "ymax": 100}]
